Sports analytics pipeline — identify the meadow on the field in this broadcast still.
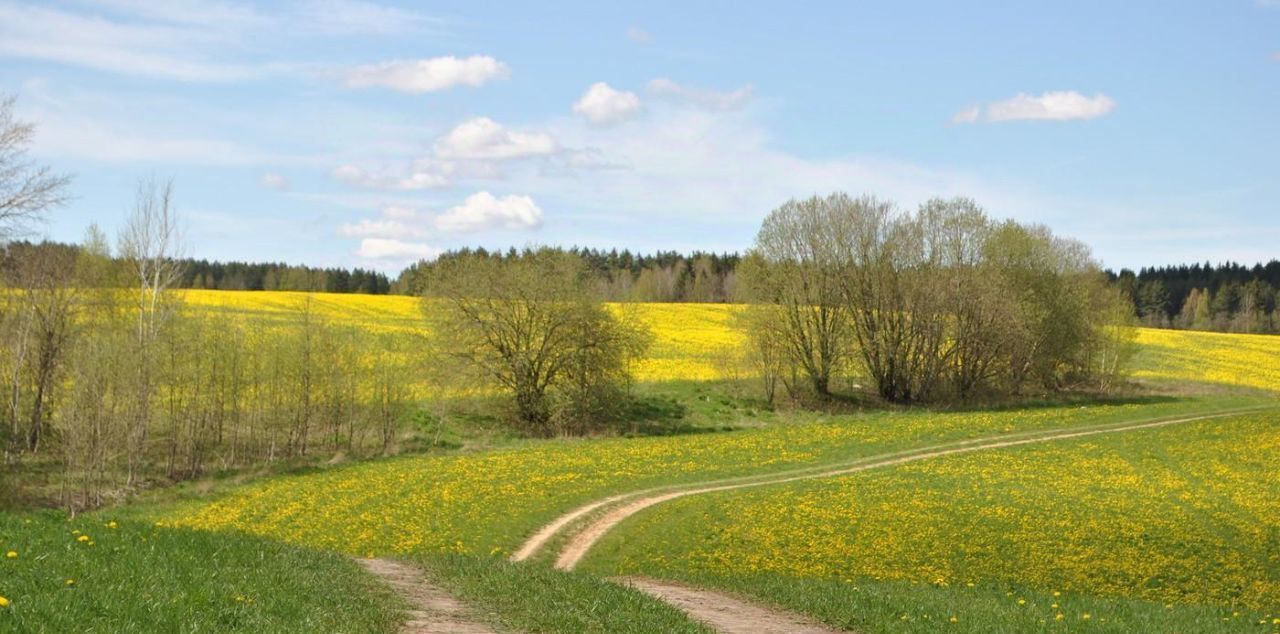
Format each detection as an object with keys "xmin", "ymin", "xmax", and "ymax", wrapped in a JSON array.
[
  {"xmin": 583, "ymin": 410, "xmax": 1280, "ymax": 632},
  {"xmin": 5, "ymin": 290, "xmax": 1279, "ymax": 632}
]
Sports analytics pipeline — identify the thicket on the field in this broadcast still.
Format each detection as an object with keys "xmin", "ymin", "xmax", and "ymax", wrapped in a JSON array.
[
  {"xmin": 739, "ymin": 193, "xmax": 1135, "ymax": 404},
  {"xmin": 1, "ymin": 184, "xmax": 417, "ymax": 511}
]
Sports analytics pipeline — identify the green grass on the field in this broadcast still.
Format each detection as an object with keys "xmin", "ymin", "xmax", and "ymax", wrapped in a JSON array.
[
  {"xmin": 582, "ymin": 411, "xmax": 1280, "ymax": 632},
  {"xmin": 416, "ymin": 554, "xmax": 711, "ymax": 633},
  {"xmin": 0, "ymin": 512, "xmax": 405, "ymax": 633}
]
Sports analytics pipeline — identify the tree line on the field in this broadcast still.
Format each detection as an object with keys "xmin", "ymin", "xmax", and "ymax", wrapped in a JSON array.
[
  {"xmin": 182, "ymin": 259, "xmax": 392, "ymax": 294},
  {"xmin": 397, "ymin": 247, "xmax": 741, "ymax": 303},
  {"xmin": 1112, "ymin": 261, "xmax": 1280, "ymax": 333}
]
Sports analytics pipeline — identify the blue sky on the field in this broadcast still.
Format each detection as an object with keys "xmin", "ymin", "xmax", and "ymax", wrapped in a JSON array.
[{"xmin": 1, "ymin": 0, "xmax": 1277, "ymax": 272}]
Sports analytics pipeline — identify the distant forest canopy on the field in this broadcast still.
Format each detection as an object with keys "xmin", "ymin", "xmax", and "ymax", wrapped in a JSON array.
[
  {"xmin": 1109, "ymin": 260, "xmax": 1280, "ymax": 334},
  {"xmin": 0, "ymin": 241, "xmax": 393, "ymax": 295},
  {"xmin": 396, "ymin": 247, "xmax": 743, "ymax": 303},
  {"xmin": 181, "ymin": 258, "xmax": 392, "ymax": 294}
]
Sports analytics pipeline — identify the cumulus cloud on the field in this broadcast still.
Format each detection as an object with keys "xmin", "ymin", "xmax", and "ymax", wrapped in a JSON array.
[
  {"xmin": 433, "ymin": 117, "xmax": 556, "ymax": 160},
  {"xmin": 646, "ymin": 78, "xmax": 753, "ymax": 111},
  {"xmin": 572, "ymin": 82, "xmax": 642, "ymax": 125},
  {"xmin": 953, "ymin": 91, "xmax": 1116, "ymax": 124},
  {"xmin": 259, "ymin": 172, "xmax": 288, "ymax": 190},
  {"xmin": 344, "ymin": 55, "xmax": 509, "ymax": 93},
  {"xmin": 434, "ymin": 192, "xmax": 543, "ymax": 233},
  {"xmin": 354, "ymin": 238, "xmax": 442, "ymax": 260}
]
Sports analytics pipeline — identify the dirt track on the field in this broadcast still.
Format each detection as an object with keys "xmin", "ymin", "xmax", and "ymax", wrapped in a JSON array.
[
  {"xmin": 519, "ymin": 408, "xmax": 1265, "ymax": 570},
  {"xmin": 616, "ymin": 577, "xmax": 845, "ymax": 634},
  {"xmin": 356, "ymin": 558, "xmax": 498, "ymax": 634}
]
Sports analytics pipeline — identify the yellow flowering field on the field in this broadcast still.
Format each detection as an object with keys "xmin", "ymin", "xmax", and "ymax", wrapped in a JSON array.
[
  {"xmin": 156, "ymin": 398, "xmax": 1253, "ymax": 558},
  {"xmin": 1133, "ymin": 328, "xmax": 1280, "ymax": 393},
  {"xmin": 178, "ymin": 290, "xmax": 1280, "ymax": 392},
  {"xmin": 588, "ymin": 411, "xmax": 1280, "ymax": 611}
]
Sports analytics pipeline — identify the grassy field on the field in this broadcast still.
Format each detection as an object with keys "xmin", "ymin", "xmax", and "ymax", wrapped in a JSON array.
[
  {"xmin": 149, "ymin": 397, "xmax": 1267, "ymax": 558},
  {"xmin": 582, "ymin": 410, "xmax": 1280, "ymax": 632},
  {"xmin": 0, "ymin": 513, "xmax": 405, "ymax": 633}
]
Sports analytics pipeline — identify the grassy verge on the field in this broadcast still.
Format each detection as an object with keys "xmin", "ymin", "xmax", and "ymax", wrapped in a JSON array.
[
  {"xmin": 0, "ymin": 512, "xmax": 405, "ymax": 633},
  {"xmin": 415, "ymin": 554, "xmax": 711, "ymax": 633},
  {"xmin": 583, "ymin": 412, "xmax": 1280, "ymax": 631}
]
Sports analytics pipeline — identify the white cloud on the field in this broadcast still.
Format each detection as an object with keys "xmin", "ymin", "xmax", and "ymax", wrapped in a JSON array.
[
  {"xmin": 433, "ymin": 117, "xmax": 556, "ymax": 160},
  {"xmin": 354, "ymin": 238, "xmax": 442, "ymax": 260},
  {"xmin": 627, "ymin": 27, "xmax": 651, "ymax": 44},
  {"xmin": 260, "ymin": 172, "xmax": 289, "ymax": 190},
  {"xmin": 0, "ymin": 3, "xmax": 255, "ymax": 81},
  {"xmin": 331, "ymin": 164, "xmax": 451, "ymax": 190},
  {"xmin": 646, "ymin": 78, "xmax": 753, "ymax": 110},
  {"xmin": 434, "ymin": 192, "xmax": 543, "ymax": 233},
  {"xmin": 344, "ymin": 55, "xmax": 509, "ymax": 93},
  {"xmin": 950, "ymin": 106, "xmax": 981, "ymax": 125},
  {"xmin": 954, "ymin": 91, "xmax": 1116, "ymax": 124},
  {"xmin": 572, "ymin": 82, "xmax": 642, "ymax": 125}
]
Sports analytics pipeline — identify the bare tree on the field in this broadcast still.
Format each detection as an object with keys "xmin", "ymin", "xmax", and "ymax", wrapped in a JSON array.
[
  {"xmin": 0, "ymin": 93, "xmax": 70, "ymax": 240},
  {"xmin": 117, "ymin": 177, "xmax": 185, "ymax": 483},
  {"xmin": 741, "ymin": 195, "xmax": 855, "ymax": 397}
]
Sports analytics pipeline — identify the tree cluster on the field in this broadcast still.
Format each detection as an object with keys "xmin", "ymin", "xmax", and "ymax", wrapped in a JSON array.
[
  {"xmin": 420, "ymin": 248, "xmax": 650, "ymax": 437},
  {"xmin": 1113, "ymin": 261, "xmax": 1280, "ymax": 333},
  {"xmin": 740, "ymin": 193, "xmax": 1134, "ymax": 404}
]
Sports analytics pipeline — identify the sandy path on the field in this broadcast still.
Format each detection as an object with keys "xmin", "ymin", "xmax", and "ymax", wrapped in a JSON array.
[
  {"xmin": 616, "ymin": 577, "xmax": 845, "ymax": 634},
  {"xmin": 542, "ymin": 407, "xmax": 1265, "ymax": 570},
  {"xmin": 357, "ymin": 558, "xmax": 499, "ymax": 634}
]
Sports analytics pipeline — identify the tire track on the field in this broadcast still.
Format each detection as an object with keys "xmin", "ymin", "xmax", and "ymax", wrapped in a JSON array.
[{"xmin": 513, "ymin": 407, "xmax": 1270, "ymax": 570}]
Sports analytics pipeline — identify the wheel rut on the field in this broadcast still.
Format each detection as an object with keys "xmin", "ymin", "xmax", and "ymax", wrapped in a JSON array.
[
  {"xmin": 615, "ymin": 577, "xmax": 846, "ymax": 634},
  {"xmin": 514, "ymin": 407, "xmax": 1269, "ymax": 571},
  {"xmin": 357, "ymin": 558, "xmax": 499, "ymax": 634}
]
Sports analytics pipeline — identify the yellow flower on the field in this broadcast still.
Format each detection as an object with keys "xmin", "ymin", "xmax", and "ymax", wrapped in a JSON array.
[
  {"xmin": 106, "ymin": 521, "xmax": 118, "ymax": 529},
  {"xmin": 0, "ymin": 596, "xmax": 9, "ymax": 608},
  {"xmin": 76, "ymin": 535, "xmax": 90, "ymax": 543},
  {"xmin": 1017, "ymin": 598, "xmax": 1026, "ymax": 605},
  {"xmin": 949, "ymin": 616, "xmax": 958, "ymax": 623},
  {"xmin": 65, "ymin": 579, "xmax": 76, "ymax": 586},
  {"xmin": 1082, "ymin": 613, "xmax": 1092, "ymax": 620},
  {"xmin": 4, "ymin": 551, "xmax": 15, "ymax": 559}
]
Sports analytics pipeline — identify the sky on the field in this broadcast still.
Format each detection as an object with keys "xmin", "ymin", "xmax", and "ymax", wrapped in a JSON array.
[{"xmin": 1, "ymin": 0, "xmax": 1277, "ymax": 273}]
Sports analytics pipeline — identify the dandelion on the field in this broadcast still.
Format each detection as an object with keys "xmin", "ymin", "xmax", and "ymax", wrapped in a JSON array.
[
  {"xmin": 4, "ymin": 551, "xmax": 15, "ymax": 559},
  {"xmin": 65, "ymin": 579, "xmax": 75, "ymax": 587},
  {"xmin": 105, "ymin": 521, "xmax": 118, "ymax": 529},
  {"xmin": 76, "ymin": 535, "xmax": 90, "ymax": 543},
  {"xmin": 0, "ymin": 596, "xmax": 9, "ymax": 608}
]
